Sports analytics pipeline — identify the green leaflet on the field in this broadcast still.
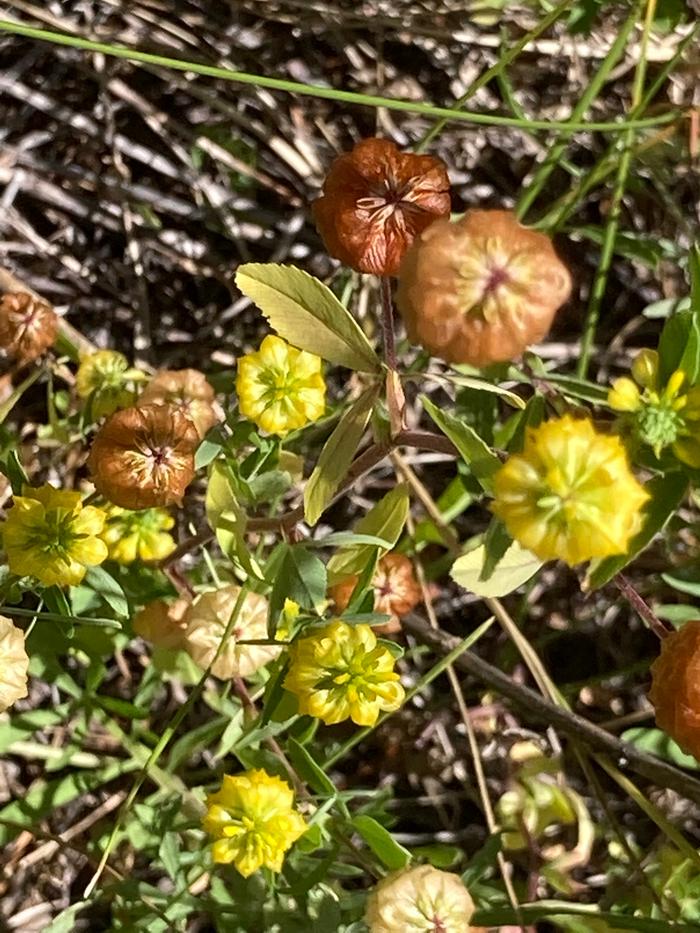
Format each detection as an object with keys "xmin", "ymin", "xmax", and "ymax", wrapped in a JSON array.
[
  {"xmin": 304, "ymin": 387, "xmax": 378, "ymax": 526},
  {"xmin": 452, "ymin": 541, "xmax": 542, "ymax": 598},
  {"xmin": 327, "ymin": 484, "xmax": 409, "ymax": 585},
  {"xmin": 235, "ymin": 263, "xmax": 381, "ymax": 373}
]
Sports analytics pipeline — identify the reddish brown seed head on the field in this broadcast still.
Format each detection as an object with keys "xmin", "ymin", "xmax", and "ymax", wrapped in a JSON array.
[
  {"xmin": 649, "ymin": 621, "xmax": 700, "ymax": 760},
  {"xmin": 312, "ymin": 137, "xmax": 451, "ymax": 276},
  {"xmin": 88, "ymin": 404, "xmax": 199, "ymax": 510},
  {"xmin": 396, "ymin": 210, "xmax": 571, "ymax": 366},
  {"xmin": 0, "ymin": 292, "xmax": 59, "ymax": 364},
  {"xmin": 330, "ymin": 553, "xmax": 422, "ymax": 635}
]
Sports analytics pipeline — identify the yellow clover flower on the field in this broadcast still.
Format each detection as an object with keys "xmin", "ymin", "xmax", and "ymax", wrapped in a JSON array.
[
  {"xmin": 491, "ymin": 415, "xmax": 649, "ymax": 566},
  {"xmin": 365, "ymin": 865, "xmax": 476, "ymax": 933},
  {"xmin": 236, "ymin": 335, "xmax": 325, "ymax": 436},
  {"xmin": 100, "ymin": 505, "xmax": 175, "ymax": 564},
  {"xmin": 0, "ymin": 616, "xmax": 29, "ymax": 713},
  {"xmin": 284, "ymin": 620, "xmax": 405, "ymax": 726},
  {"xmin": 2, "ymin": 485, "xmax": 108, "ymax": 586},
  {"xmin": 76, "ymin": 350, "xmax": 142, "ymax": 418},
  {"xmin": 608, "ymin": 349, "xmax": 700, "ymax": 467},
  {"xmin": 202, "ymin": 768, "xmax": 307, "ymax": 876}
]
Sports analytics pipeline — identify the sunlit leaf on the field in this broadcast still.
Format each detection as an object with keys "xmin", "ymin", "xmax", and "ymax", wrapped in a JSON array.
[
  {"xmin": 267, "ymin": 543, "xmax": 327, "ymax": 636},
  {"xmin": 452, "ymin": 541, "xmax": 542, "ymax": 598},
  {"xmin": 622, "ymin": 727, "xmax": 700, "ymax": 771},
  {"xmin": 304, "ymin": 387, "xmax": 377, "ymax": 526},
  {"xmin": 235, "ymin": 263, "xmax": 381, "ymax": 372},
  {"xmin": 423, "ymin": 396, "xmax": 500, "ymax": 492},
  {"xmin": 327, "ymin": 484, "xmax": 409, "ymax": 584},
  {"xmin": 352, "ymin": 814, "xmax": 411, "ymax": 870},
  {"xmin": 205, "ymin": 460, "xmax": 263, "ymax": 579}
]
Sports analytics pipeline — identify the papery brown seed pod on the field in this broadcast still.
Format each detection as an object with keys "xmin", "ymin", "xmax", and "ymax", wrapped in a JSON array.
[
  {"xmin": 312, "ymin": 137, "xmax": 451, "ymax": 276},
  {"xmin": 138, "ymin": 368, "xmax": 221, "ymax": 438},
  {"xmin": 396, "ymin": 210, "xmax": 572, "ymax": 366},
  {"xmin": 649, "ymin": 621, "xmax": 700, "ymax": 760},
  {"xmin": 133, "ymin": 597, "xmax": 190, "ymax": 650},
  {"xmin": 365, "ymin": 865, "xmax": 477, "ymax": 933},
  {"xmin": 88, "ymin": 404, "xmax": 198, "ymax": 509},
  {"xmin": 183, "ymin": 586, "xmax": 281, "ymax": 679},
  {"xmin": 331, "ymin": 553, "xmax": 422, "ymax": 635},
  {"xmin": 0, "ymin": 292, "xmax": 59, "ymax": 365}
]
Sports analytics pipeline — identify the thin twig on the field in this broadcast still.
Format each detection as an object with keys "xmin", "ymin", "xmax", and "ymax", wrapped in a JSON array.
[
  {"xmin": 615, "ymin": 573, "xmax": 671, "ymax": 640},
  {"xmin": 380, "ymin": 277, "xmax": 397, "ymax": 372},
  {"xmin": 402, "ymin": 615, "xmax": 700, "ymax": 807},
  {"xmin": 161, "ymin": 430, "xmax": 459, "ymax": 567},
  {"xmin": 405, "ymin": 506, "xmax": 522, "ymax": 917}
]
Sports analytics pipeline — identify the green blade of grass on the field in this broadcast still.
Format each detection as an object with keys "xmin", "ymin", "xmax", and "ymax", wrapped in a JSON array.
[
  {"xmin": 0, "ymin": 19, "xmax": 680, "ymax": 134},
  {"xmin": 577, "ymin": 0, "xmax": 659, "ymax": 377},
  {"xmin": 516, "ymin": 1, "xmax": 643, "ymax": 220},
  {"xmin": 416, "ymin": 0, "xmax": 572, "ymax": 151}
]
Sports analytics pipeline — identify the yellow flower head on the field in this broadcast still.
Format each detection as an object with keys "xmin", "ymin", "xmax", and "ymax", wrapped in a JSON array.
[
  {"xmin": 284, "ymin": 620, "xmax": 405, "ymax": 726},
  {"xmin": 202, "ymin": 768, "xmax": 306, "ymax": 876},
  {"xmin": 183, "ymin": 585, "xmax": 281, "ymax": 679},
  {"xmin": 608, "ymin": 349, "xmax": 700, "ymax": 467},
  {"xmin": 2, "ymin": 485, "xmax": 108, "ymax": 586},
  {"xmin": 491, "ymin": 415, "xmax": 649, "ymax": 566},
  {"xmin": 100, "ymin": 505, "xmax": 175, "ymax": 564},
  {"xmin": 236, "ymin": 335, "xmax": 325, "ymax": 437},
  {"xmin": 0, "ymin": 616, "xmax": 29, "ymax": 713},
  {"xmin": 365, "ymin": 865, "xmax": 476, "ymax": 933},
  {"xmin": 76, "ymin": 350, "xmax": 142, "ymax": 418}
]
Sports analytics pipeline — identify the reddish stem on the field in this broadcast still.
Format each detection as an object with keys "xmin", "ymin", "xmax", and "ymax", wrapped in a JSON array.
[{"xmin": 380, "ymin": 276, "xmax": 397, "ymax": 371}]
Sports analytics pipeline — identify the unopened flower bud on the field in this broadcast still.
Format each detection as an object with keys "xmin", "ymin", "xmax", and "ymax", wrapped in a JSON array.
[
  {"xmin": 608, "ymin": 376, "xmax": 641, "ymax": 413},
  {"xmin": 76, "ymin": 350, "xmax": 141, "ymax": 418},
  {"xmin": 365, "ymin": 865, "xmax": 477, "ymax": 933},
  {"xmin": 88, "ymin": 404, "xmax": 198, "ymax": 509},
  {"xmin": 0, "ymin": 292, "xmax": 58, "ymax": 365},
  {"xmin": 312, "ymin": 138, "xmax": 451, "ymax": 276},
  {"xmin": 138, "ymin": 368, "xmax": 221, "ymax": 438},
  {"xmin": 183, "ymin": 585, "xmax": 281, "ymax": 679},
  {"xmin": 396, "ymin": 210, "xmax": 571, "ymax": 366},
  {"xmin": 631, "ymin": 348, "xmax": 659, "ymax": 390}
]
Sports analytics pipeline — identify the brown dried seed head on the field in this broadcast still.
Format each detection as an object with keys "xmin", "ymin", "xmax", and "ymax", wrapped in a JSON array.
[
  {"xmin": 649, "ymin": 620, "xmax": 700, "ymax": 760},
  {"xmin": 0, "ymin": 292, "xmax": 59, "ymax": 364},
  {"xmin": 331, "ymin": 553, "xmax": 422, "ymax": 635},
  {"xmin": 88, "ymin": 404, "xmax": 199, "ymax": 510},
  {"xmin": 138, "ymin": 368, "xmax": 221, "ymax": 438},
  {"xmin": 396, "ymin": 210, "xmax": 572, "ymax": 366},
  {"xmin": 312, "ymin": 137, "xmax": 451, "ymax": 276},
  {"xmin": 133, "ymin": 597, "xmax": 190, "ymax": 650},
  {"xmin": 183, "ymin": 586, "xmax": 282, "ymax": 679}
]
